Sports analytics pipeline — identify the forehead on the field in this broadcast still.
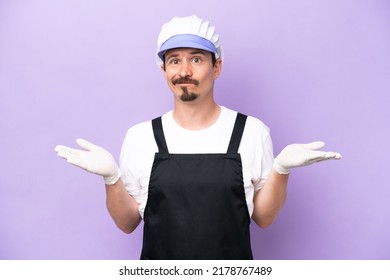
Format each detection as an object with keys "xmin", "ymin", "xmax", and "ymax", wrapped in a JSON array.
[{"xmin": 164, "ymin": 48, "xmax": 212, "ymax": 58}]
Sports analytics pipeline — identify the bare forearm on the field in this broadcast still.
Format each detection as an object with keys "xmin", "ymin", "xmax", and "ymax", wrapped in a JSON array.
[
  {"xmin": 105, "ymin": 178, "xmax": 141, "ymax": 233},
  {"xmin": 252, "ymin": 169, "xmax": 288, "ymax": 228}
]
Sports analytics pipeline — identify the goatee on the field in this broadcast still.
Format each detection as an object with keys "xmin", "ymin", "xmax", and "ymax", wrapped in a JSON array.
[{"xmin": 180, "ymin": 87, "xmax": 199, "ymax": 102}]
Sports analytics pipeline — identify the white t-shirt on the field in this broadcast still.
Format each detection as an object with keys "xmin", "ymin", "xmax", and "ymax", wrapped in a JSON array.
[{"xmin": 119, "ymin": 106, "xmax": 274, "ymax": 219}]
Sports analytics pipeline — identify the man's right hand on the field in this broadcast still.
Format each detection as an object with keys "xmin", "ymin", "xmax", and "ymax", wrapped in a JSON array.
[{"xmin": 55, "ymin": 139, "xmax": 121, "ymax": 185}]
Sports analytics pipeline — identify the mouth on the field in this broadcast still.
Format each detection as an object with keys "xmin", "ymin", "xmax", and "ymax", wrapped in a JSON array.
[{"xmin": 176, "ymin": 83, "xmax": 195, "ymax": 87}]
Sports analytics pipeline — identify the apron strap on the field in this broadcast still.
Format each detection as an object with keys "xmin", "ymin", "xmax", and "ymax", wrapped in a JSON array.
[
  {"xmin": 152, "ymin": 117, "xmax": 169, "ymax": 154},
  {"xmin": 152, "ymin": 113, "xmax": 247, "ymax": 154},
  {"xmin": 227, "ymin": 113, "xmax": 248, "ymax": 154}
]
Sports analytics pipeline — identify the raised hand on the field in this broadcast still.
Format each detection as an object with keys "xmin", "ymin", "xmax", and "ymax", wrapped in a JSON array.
[
  {"xmin": 273, "ymin": 141, "xmax": 341, "ymax": 174},
  {"xmin": 55, "ymin": 139, "xmax": 121, "ymax": 185}
]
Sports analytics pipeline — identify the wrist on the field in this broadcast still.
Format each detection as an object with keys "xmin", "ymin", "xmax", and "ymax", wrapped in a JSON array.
[
  {"xmin": 273, "ymin": 159, "xmax": 290, "ymax": 175},
  {"xmin": 104, "ymin": 165, "xmax": 121, "ymax": 185}
]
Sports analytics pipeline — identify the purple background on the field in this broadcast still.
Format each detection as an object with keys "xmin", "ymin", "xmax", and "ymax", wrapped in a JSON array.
[{"xmin": 1, "ymin": 0, "xmax": 389, "ymax": 260}]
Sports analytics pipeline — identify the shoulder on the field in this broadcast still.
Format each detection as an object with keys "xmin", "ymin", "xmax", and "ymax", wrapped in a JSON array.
[
  {"xmin": 246, "ymin": 115, "xmax": 270, "ymax": 136},
  {"xmin": 125, "ymin": 120, "xmax": 153, "ymax": 139},
  {"xmin": 121, "ymin": 119, "xmax": 156, "ymax": 152},
  {"xmin": 222, "ymin": 106, "xmax": 270, "ymax": 136},
  {"xmin": 120, "ymin": 118, "xmax": 158, "ymax": 165},
  {"xmin": 241, "ymin": 116, "xmax": 271, "ymax": 152}
]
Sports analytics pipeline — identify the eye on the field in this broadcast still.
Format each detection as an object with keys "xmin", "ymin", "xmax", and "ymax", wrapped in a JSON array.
[
  {"xmin": 192, "ymin": 57, "xmax": 201, "ymax": 63},
  {"xmin": 167, "ymin": 58, "xmax": 179, "ymax": 65}
]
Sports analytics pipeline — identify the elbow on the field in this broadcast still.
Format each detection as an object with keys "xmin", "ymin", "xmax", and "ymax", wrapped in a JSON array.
[
  {"xmin": 257, "ymin": 220, "xmax": 273, "ymax": 229},
  {"xmin": 253, "ymin": 216, "xmax": 276, "ymax": 229},
  {"xmin": 118, "ymin": 216, "xmax": 141, "ymax": 234},
  {"xmin": 118, "ymin": 223, "xmax": 138, "ymax": 234},
  {"xmin": 121, "ymin": 227, "xmax": 134, "ymax": 234}
]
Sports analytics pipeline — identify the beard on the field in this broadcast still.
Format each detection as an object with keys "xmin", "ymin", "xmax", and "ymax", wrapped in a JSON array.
[
  {"xmin": 172, "ymin": 77, "xmax": 200, "ymax": 102},
  {"xmin": 180, "ymin": 86, "xmax": 199, "ymax": 102}
]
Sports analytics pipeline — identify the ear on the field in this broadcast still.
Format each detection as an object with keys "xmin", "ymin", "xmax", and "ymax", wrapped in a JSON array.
[
  {"xmin": 213, "ymin": 58, "xmax": 222, "ymax": 80},
  {"xmin": 161, "ymin": 64, "xmax": 169, "ymax": 82}
]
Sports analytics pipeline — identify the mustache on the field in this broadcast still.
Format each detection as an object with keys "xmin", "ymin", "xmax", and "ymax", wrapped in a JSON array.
[{"xmin": 172, "ymin": 77, "xmax": 199, "ymax": 86}]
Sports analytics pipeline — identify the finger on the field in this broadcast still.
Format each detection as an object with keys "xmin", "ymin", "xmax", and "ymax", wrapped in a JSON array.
[
  {"xmin": 324, "ymin": 151, "xmax": 342, "ymax": 160},
  {"xmin": 66, "ymin": 156, "xmax": 88, "ymax": 170},
  {"xmin": 56, "ymin": 150, "xmax": 70, "ymax": 160},
  {"xmin": 55, "ymin": 143, "xmax": 92, "ymax": 171},
  {"xmin": 316, "ymin": 151, "xmax": 342, "ymax": 160},
  {"xmin": 302, "ymin": 141, "xmax": 325, "ymax": 151},
  {"xmin": 54, "ymin": 145, "xmax": 69, "ymax": 153},
  {"xmin": 307, "ymin": 151, "xmax": 341, "ymax": 164},
  {"xmin": 76, "ymin": 138, "xmax": 97, "ymax": 151},
  {"xmin": 55, "ymin": 145, "xmax": 75, "ymax": 158},
  {"xmin": 55, "ymin": 145, "xmax": 81, "ymax": 155},
  {"xmin": 56, "ymin": 148, "xmax": 89, "ymax": 170}
]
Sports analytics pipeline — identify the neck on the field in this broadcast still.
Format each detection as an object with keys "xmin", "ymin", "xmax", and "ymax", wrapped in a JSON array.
[{"xmin": 173, "ymin": 100, "xmax": 221, "ymax": 130}]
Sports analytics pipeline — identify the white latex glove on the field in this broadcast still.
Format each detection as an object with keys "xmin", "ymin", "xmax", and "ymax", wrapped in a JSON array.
[
  {"xmin": 273, "ymin": 141, "xmax": 342, "ymax": 174},
  {"xmin": 54, "ymin": 139, "xmax": 121, "ymax": 185}
]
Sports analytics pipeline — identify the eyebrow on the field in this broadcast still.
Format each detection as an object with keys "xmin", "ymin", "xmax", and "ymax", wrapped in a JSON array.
[{"xmin": 188, "ymin": 50, "xmax": 208, "ymax": 55}]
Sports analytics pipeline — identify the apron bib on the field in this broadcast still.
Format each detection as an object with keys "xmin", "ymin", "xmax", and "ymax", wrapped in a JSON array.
[{"xmin": 140, "ymin": 113, "xmax": 253, "ymax": 260}]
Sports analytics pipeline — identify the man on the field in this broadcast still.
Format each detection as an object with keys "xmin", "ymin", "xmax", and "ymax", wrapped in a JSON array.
[{"xmin": 55, "ymin": 15, "xmax": 341, "ymax": 259}]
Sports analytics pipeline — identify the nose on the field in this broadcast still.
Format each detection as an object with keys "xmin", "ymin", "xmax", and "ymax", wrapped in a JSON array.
[{"xmin": 178, "ymin": 61, "xmax": 193, "ymax": 77}]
